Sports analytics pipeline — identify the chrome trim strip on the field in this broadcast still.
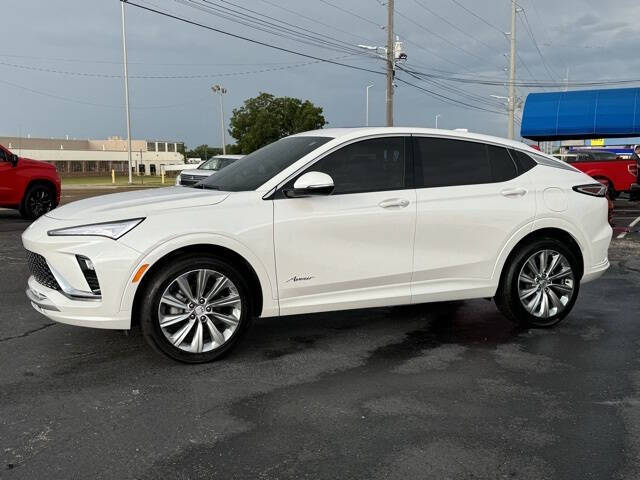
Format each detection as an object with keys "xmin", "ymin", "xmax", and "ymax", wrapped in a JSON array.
[
  {"xmin": 26, "ymin": 288, "xmax": 60, "ymax": 312},
  {"xmin": 46, "ymin": 262, "xmax": 102, "ymax": 302}
]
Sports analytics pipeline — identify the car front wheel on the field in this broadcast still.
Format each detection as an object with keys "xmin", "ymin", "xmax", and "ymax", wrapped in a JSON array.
[
  {"xmin": 140, "ymin": 255, "xmax": 253, "ymax": 363},
  {"xmin": 20, "ymin": 184, "xmax": 56, "ymax": 220},
  {"xmin": 495, "ymin": 238, "xmax": 580, "ymax": 328}
]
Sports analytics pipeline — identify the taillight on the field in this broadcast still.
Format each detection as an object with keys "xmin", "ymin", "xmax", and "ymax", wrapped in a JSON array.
[
  {"xmin": 573, "ymin": 184, "xmax": 607, "ymax": 197},
  {"xmin": 629, "ymin": 164, "xmax": 638, "ymax": 177}
]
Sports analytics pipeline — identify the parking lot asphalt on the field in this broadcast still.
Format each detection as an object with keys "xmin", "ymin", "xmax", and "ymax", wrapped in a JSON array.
[{"xmin": 1, "ymin": 189, "xmax": 640, "ymax": 479}]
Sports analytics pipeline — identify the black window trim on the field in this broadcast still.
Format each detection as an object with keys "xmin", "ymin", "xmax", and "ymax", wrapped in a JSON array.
[{"xmin": 270, "ymin": 134, "xmax": 414, "ymax": 199}]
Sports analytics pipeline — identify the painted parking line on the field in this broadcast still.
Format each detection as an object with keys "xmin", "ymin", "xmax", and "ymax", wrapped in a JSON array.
[{"xmin": 617, "ymin": 215, "xmax": 640, "ymax": 239}]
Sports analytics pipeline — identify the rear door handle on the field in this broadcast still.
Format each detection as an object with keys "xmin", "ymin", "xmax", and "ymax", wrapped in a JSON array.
[
  {"xmin": 378, "ymin": 198, "xmax": 410, "ymax": 209},
  {"xmin": 501, "ymin": 187, "xmax": 527, "ymax": 198}
]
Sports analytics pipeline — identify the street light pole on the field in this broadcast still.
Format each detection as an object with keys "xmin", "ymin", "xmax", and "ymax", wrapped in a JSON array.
[
  {"xmin": 365, "ymin": 83, "xmax": 374, "ymax": 126},
  {"xmin": 507, "ymin": 0, "xmax": 517, "ymax": 140},
  {"xmin": 385, "ymin": 0, "xmax": 394, "ymax": 127},
  {"xmin": 435, "ymin": 114, "xmax": 441, "ymax": 129},
  {"xmin": 120, "ymin": 0, "xmax": 133, "ymax": 184},
  {"xmin": 212, "ymin": 84, "xmax": 227, "ymax": 155}
]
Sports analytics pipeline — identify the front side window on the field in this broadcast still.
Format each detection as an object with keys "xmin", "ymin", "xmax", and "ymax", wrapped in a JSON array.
[
  {"xmin": 306, "ymin": 137, "xmax": 406, "ymax": 195},
  {"xmin": 199, "ymin": 136, "xmax": 331, "ymax": 192}
]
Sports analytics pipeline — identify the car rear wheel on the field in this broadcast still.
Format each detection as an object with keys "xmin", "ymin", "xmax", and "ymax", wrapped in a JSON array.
[
  {"xmin": 495, "ymin": 238, "xmax": 580, "ymax": 328},
  {"xmin": 20, "ymin": 184, "xmax": 56, "ymax": 220},
  {"xmin": 140, "ymin": 255, "xmax": 253, "ymax": 363}
]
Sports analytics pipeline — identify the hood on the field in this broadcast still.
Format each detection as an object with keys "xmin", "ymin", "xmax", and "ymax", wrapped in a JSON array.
[
  {"xmin": 180, "ymin": 169, "xmax": 212, "ymax": 177},
  {"xmin": 46, "ymin": 186, "xmax": 229, "ymax": 221},
  {"xmin": 19, "ymin": 157, "xmax": 57, "ymax": 170}
]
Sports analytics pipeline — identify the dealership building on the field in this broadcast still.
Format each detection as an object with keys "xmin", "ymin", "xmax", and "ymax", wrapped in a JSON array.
[{"xmin": 0, "ymin": 135, "xmax": 185, "ymax": 176}]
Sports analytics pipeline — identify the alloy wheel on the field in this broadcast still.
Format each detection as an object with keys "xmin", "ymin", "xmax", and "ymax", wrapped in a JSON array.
[
  {"xmin": 158, "ymin": 269, "xmax": 242, "ymax": 353},
  {"xmin": 29, "ymin": 188, "xmax": 53, "ymax": 218},
  {"xmin": 517, "ymin": 249, "xmax": 575, "ymax": 319}
]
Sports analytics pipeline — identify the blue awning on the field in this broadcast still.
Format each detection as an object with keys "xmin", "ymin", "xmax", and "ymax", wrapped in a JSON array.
[{"xmin": 520, "ymin": 88, "xmax": 640, "ymax": 141}]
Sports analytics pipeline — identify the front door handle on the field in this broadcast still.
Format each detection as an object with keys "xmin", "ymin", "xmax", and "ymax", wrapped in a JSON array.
[
  {"xmin": 378, "ymin": 198, "xmax": 410, "ymax": 209},
  {"xmin": 501, "ymin": 187, "xmax": 527, "ymax": 198}
]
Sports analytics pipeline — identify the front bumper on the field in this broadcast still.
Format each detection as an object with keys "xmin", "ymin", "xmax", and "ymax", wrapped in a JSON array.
[
  {"xmin": 26, "ymin": 276, "xmax": 130, "ymax": 329},
  {"xmin": 22, "ymin": 215, "xmax": 143, "ymax": 329}
]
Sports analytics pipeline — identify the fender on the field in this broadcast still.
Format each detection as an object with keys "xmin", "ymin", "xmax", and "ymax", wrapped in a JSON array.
[
  {"xmin": 490, "ymin": 217, "xmax": 588, "ymax": 284},
  {"xmin": 118, "ymin": 232, "xmax": 279, "ymax": 318}
]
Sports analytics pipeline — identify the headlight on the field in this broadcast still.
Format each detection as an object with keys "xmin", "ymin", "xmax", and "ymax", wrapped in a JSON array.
[{"xmin": 48, "ymin": 218, "xmax": 145, "ymax": 240}]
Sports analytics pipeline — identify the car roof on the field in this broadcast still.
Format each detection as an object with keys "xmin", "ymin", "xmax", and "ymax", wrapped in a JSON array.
[{"xmin": 291, "ymin": 127, "xmax": 541, "ymax": 155}]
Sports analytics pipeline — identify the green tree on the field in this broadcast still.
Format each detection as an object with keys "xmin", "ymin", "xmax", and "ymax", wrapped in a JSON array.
[{"xmin": 229, "ymin": 93, "xmax": 327, "ymax": 154}]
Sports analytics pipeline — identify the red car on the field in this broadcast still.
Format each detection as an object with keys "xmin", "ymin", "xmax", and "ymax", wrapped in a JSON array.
[
  {"xmin": 564, "ymin": 149, "xmax": 637, "ymax": 199},
  {"xmin": 0, "ymin": 144, "xmax": 61, "ymax": 219}
]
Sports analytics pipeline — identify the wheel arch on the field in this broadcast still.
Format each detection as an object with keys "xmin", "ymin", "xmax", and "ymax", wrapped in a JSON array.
[
  {"xmin": 21, "ymin": 179, "xmax": 59, "ymax": 206},
  {"xmin": 496, "ymin": 227, "xmax": 584, "ymax": 289},
  {"xmin": 130, "ymin": 243, "xmax": 266, "ymax": 327}
]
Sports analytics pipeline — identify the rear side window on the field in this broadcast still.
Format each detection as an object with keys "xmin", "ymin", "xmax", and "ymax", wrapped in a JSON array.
[
  {"xmin": 488, "ymin": 145, "xmax": 517, "ymax": 182},
  {"xmin": 413, "ymin": 137, "xmax": 519, "ymax": 188},
  {"xmin": 309, "ymin": 137, "xmax": 406, "ymax": 195},
  {"xmin": 509, "ymin": 149, "xmax": 537, "ymax": 173}
]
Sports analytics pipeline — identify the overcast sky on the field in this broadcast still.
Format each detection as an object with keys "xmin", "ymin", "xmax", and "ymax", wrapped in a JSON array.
[{"xmin": 2, "ymin": 0, "xmax": 639, "ymax": 148}]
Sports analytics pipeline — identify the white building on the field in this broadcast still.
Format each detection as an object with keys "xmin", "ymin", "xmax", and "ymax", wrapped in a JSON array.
[{"xmin": 0, "ymin": 135, "xmax": 185, "ymax": 176}]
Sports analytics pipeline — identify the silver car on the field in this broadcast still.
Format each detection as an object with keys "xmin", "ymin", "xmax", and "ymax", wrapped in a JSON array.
[{"xmin": 176, "ymin": 155, "xmax": 244, "ymax": 186}]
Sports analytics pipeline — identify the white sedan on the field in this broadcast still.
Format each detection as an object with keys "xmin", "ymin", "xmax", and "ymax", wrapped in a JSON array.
[
  {"xmin": 176, "ymin": 154, "xmax": 244, "ymax": 186},
  {"xmin": 23, "ymin": 128, "xmax": 612, "ymax": 363}
]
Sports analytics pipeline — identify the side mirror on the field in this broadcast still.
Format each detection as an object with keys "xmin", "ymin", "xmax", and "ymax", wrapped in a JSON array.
[
  {"xmin": 10, "ymin": 153, "xmax": 18, "ymax": 167},
  {"xmin": 285, "ymin": 171, "xmax": 334, "ymax": 198}
]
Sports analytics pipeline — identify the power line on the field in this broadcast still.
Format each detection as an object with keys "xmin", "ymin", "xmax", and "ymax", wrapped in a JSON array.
[
  {"xmin": 0, "ymin": 52, "xmax": 317, "ymax": 67},
  {"xmin": 120, "ymin": 0, "xmax": 510, "ymax": 118},
  {"xmin": 318, "ymin": 0, "xmax": 476, "ymax": 73},
  {"xmin": 258, "ymin": 0, "xmax": 379, "ymax": 46},
  {"xmin": 176, "ymin": 0, "xmax": 368, "ymax": 57},
  {"xmin": 448, "ymin": 0, "xmax": 506, "ymax": 35},
  {"xmin": 121, "ymin": 1, "xmax": 386, "ymax": 77},
  {"xmin": 317, "ymin": 0, "xmax": 381, "ymax": 28},
  {"xmin": 400, "ymin": 65, "xmax": 640, "ymax": 88},
  {"xmin": 395, "ymin": 68, "xmax": 508, "ymax": 116},
  {"xmin": 412, "ymin": 0, "xmax": 501, "ymax": 53},
  {"xmin": 0, "ymin": 56, "xmax": 358, "ymax": 79},
  {"xmin": 0, "ymin": 78, "xmax": 209, "ymax": 109},
  {"xmin": 393, "ymin": 6, "xmax": 501, "ymax": 68},
  {"xmin": 181, "ymin": 0, "xmax": 371, "ymax": 57},
  {"xmin": 519, "ymin": 9, "xmax": 559, "ymax": 82}
]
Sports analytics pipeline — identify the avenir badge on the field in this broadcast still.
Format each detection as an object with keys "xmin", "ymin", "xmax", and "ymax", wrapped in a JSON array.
[{"xmin": 286, "ymin": 275, "xmax": 314, "ymax": 283}]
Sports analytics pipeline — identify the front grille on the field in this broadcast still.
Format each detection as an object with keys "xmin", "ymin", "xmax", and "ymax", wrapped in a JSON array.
[
  {"xmin": 180, "ymin": 174, "xmax": 205, "ymax": 186},
  {"xmin": 26, "ymin": 250, "xmax": 60, "ymax": 291}
]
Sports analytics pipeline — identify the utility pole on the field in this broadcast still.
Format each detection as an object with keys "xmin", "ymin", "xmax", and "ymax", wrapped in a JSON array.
[
  {"xmin": 212, "ymin": 84, "xmax": 227, "ymax": 155},
  {"xmin": 121, "ymin": 0, "xmax": 133, "ymax": 184},
  {"xmin": 385, "ymin": 0, "xmax": 394, "ymax": 127},
  {"xmin": 365, "ymin": 83, "xmax": 374, "ymax": 126},
  {"xmin": 435, "ymin": 114, "xmax": 441, "ymax": 129},
  {"xmin": 507, "ymin": 0, "xmax": 517, "ymax": 140}
]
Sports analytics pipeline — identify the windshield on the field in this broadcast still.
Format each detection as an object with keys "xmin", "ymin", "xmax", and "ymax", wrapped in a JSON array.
[
  {"xmin": 198, "ymin": 136, "xmax": 332, "ymax": 191},
  {"xmin": 198, "ymin": 157, "xmax": 236, "ymax": 171}
]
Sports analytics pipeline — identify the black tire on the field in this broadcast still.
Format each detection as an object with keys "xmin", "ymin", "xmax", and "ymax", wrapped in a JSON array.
[
  {"xmin": 139, "ymin": 254, "xmax": 254, "ymax": 363},
  {"xmin": 495, "ymin": 237, "xmax": 580, "ymax": 328},
  {"xmin": 19, "ymin": 183, "xmax": 56, "ymax": 220}
]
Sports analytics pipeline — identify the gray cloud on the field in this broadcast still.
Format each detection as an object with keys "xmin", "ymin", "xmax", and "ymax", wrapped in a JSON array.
[{"xmin": 1, "ymin": 0, "xmax": 639, "ymax": 147}]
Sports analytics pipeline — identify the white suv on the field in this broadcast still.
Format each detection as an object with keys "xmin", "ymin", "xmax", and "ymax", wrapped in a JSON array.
[{"xmin": 23, "ymin": 128, "xmax": 612, "ymax": 363}]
